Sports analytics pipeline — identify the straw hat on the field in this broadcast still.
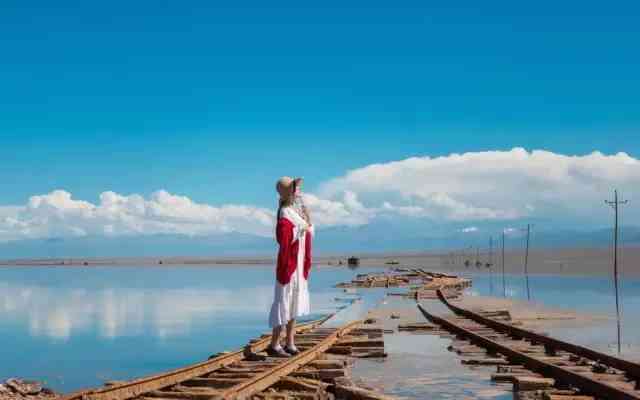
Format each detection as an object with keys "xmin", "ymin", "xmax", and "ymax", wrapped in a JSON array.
[{"xmin": 276, "ymin": 176, "xmax": 294, "ymax": 198}]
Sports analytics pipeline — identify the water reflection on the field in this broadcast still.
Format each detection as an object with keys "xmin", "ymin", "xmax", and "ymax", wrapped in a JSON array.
[
  {"xmin": 0, "ymin": 265, "xmax": 364, "ymax": 392},
  {"xmin": 0, "ymin": 282, "xmax": 277, "ymax": 340}
]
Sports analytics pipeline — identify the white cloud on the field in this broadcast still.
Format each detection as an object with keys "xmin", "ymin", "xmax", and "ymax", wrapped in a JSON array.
[
  {"xmin": 301, "ymin": 192, "xmax": 372, "ymax": 227},
  {"xmin": 318, "ymin": 148, "xmax": 639, "ymax": 225},
  {"xmin": 461, "ymin": 226, "xmax": 479, "ymax": 233},
  {"xmin": 0, "ymin": 189, "xmax": 276, "ymax": 242},
  {"xmin": 0, "ymin": 148, "xmax": 638, "ymax": 242}
]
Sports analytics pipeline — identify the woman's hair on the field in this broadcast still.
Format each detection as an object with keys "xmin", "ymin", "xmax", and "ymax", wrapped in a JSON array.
[{"xmin": 276, "ymin": 185, "xmax": 294, "ymax": 220}]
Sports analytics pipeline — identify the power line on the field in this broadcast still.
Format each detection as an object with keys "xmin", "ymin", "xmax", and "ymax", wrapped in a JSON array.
[{"xmin": 605, "ymin": 189, "xmax": 628, "ymax": 355}]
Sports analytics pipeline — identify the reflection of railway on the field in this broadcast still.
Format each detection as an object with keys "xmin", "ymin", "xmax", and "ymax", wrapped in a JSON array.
[{"xmin": 419, "ymin": 290, "xmax": 640, "ymax": 400}]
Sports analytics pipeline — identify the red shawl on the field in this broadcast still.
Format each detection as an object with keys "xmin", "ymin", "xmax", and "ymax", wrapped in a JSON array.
[{"xmin": 276, "ymin": 217, "xmax": 312, "ymax": 285}]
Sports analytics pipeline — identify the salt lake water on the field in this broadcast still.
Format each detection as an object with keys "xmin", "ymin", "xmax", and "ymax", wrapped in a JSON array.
[
  {"xmin": 2, "ymin": 265, "xmax": 640, "ymax": 394},
  {"xmin": 0, "ymin": 265, "xmax": 381, "ymax": 392}
]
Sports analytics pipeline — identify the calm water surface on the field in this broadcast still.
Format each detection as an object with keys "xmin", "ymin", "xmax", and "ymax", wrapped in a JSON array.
[
  {"xmin": 3, "ymin": 266, "xmax": 640, "ymax": 395},
  {"xmin": 0, "ymin": 265, "xmax": 378, "ymax": 392}
]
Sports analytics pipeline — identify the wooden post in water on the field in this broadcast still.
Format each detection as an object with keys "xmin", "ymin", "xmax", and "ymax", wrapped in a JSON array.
[
  {"xmin": 605, "ymin": 189, "xmax": 627, "ymax": 355},
  {"xmin": 501, "ymin": 231, "xmax": 506, "ymax": 298},
  {"xmin": 524, "ymin": 224, "xmax": 532, "ymax": 301},
  {"xmin": 489, "ymin": 236, "xmax": 494, "ymax": 295}
]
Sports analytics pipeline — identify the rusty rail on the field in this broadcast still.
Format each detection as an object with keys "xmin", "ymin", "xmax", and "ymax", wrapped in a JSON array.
[
  {"xmin": 435, "ymin": 289, "xmax": 640, "ymax": 382},
  {"xmin": 415, "ymin": 290, "xmax": 640, "ymax": 400},
  {"xmin": 61, "ymin": 315, "xmax": 334, "ymax": 400}
]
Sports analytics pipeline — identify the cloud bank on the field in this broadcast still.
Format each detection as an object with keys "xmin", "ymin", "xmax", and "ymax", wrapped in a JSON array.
[
  {"xmin": 0, "ymin": 190, "xmax": 275, "ymax": 242},
  {"xmin": 319, "ymin": 147, "xmax": 639, "ymax": 224},
  {"xmin": 1, "ymin": 148, "xmax": 638, "ymax": 242}
]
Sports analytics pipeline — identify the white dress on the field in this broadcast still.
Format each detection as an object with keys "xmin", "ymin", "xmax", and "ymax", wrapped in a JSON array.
[{"xmin": 268, "ymin": 206, "xmax": 313, "ymax": 328}]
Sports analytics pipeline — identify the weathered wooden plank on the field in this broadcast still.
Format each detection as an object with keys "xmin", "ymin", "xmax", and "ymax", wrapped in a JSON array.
[
  {"xmin": 332, "ymin": 385, "xmax": 395, "ymax": 400},
  {"xmin": 307, "ymin": 360, "xmax": 347, "ymax": 370},
  {"xmin": 183, "ymin": 378, "xmax": 247, "ymax": 388},
  {"xmin": 335, "ymin": 339, "xmax": 384, "ymax": 348},
  {"xmin": 145, "ymin": 390, "xmax": 221, "ymax": 400},
  {"xmin": 352, "ymin": 351, "xmax": 387, "ymax": 359},
  {"xmin": 461, "ymin": 358, "xmax": 509, "ymax": 366},
  {"xmin": 271, "ymin": 377, "xmax": 326, "ymax": 392},
  {"xmin": 514, "ymin": 377, "xmax": 555, "ymax": 391},
  {"xmin": 254, "ymin": 391, "xmax": 319, "ymax": 400},
  {"xmin": 206, "ymin": 373, "xmax": 257, "ymax": 379},
  {"xmin": 290, "ymin": 369, "xmax": 346, "ymax": 380},
  {"xmin": 492, "ymin": 373, "xmax": 541, "ymax": 383}
]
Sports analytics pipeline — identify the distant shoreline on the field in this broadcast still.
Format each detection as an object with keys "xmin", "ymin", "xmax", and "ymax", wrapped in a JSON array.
[{"xmin": 2, "ymin": 247, "xmax": 640, "ymax": 276}]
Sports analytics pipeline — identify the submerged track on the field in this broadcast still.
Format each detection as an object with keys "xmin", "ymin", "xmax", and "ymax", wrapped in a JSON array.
[{"xmin": 418, "ymin": 290, "xmax": 640, "ymax": 400}]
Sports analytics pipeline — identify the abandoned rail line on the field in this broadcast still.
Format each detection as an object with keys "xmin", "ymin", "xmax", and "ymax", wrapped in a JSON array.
[
  {"xmin": 59, "ymin": 315, "xmax": 388, "ymax": 400},
  {"xmin": 10, "ymin": 267, "xmax": 634, "ymax": 400},
  {"xmin": 418, "ymin": 289, "xmax": 640, "ymax": 400}
]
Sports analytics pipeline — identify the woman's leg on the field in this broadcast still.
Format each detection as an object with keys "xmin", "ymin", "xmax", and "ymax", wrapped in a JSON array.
[
  {"xmin": 270, "ymin": 325, "xmax": 283, "ymax": 349},
  {"xmin": 286, "ymin": 319, "xmax": 296, "ymax": 348}
]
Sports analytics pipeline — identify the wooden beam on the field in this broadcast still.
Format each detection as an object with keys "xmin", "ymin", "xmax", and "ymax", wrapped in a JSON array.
[{"xmin": 332, "ymin": 385, "xmax": 396, "ymax": 400}]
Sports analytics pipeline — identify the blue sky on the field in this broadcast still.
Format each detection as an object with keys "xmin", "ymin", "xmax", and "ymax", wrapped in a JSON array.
[{"xmin": 1, "ymin": 1, "xmax": 639, "ymax": 246}]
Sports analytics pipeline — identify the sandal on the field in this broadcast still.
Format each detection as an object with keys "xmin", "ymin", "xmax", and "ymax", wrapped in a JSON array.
[
  {"xmin": 284, "ymin": 345, "xmax": 300, "ymax": 355},
  {"xmin": 266, "ymin": 346, "xmax": 291, "ymax": 358}
]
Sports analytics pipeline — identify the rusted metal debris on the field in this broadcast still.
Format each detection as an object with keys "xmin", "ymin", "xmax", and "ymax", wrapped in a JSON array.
[
  {"xmin": 416, "ymin": 289, "xmax": 640, "ymax": 400},
  {"xmin": 60, "ymin": 316, "xmax": 390, "ymax": 400}
]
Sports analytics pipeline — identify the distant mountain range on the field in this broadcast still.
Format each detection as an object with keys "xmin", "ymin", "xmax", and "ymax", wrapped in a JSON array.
[{"xmin": 1, "ymin": 220, "xmax": 639, "ymax": 259}]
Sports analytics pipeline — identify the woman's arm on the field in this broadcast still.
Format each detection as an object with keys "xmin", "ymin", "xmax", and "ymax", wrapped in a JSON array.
[
  {"xmin": 276, "ymin": 218, "xmax": 296, "ymax": 285},
  {"xmin": 276, "ymin": 218, "xmax": 293, "ymax": 246}
]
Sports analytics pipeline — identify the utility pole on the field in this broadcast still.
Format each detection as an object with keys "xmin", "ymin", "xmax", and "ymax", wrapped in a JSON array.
[
  {"xmin": 501, "ymin": 231, "xmax": 506, "ymax": 298},
  {"xmin": 605, "ymin": 190, "xmax": 628, "ymax": 355},
  {"xmin": 489, "ymin": 236, "xmax": 494, "ymax": 295},
  {"xmin": 524, "ymin": 224, "xmax": 532, "ymax": 301}
]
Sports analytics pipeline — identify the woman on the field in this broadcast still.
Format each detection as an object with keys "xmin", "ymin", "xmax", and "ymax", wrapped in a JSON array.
[{"xmin": 267, "ymin": 176, "xmax": 313, "ymax": 357}]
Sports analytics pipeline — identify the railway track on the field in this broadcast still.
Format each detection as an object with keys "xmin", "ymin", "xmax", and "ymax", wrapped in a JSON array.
[
  {"xmin": 418, "ymin": 289, "xmax": 640, "ymax": 400},
  {"xmin": 60, "ymin": 316, "xmax": 386, "ymax": 400}
]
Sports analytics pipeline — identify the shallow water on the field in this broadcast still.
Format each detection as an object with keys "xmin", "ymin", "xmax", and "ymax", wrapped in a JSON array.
[
  {"xmin": 354, "ymin": 296, "xmax": 512, "ymax": 400},
  {"xmin": 0, "ymin": 265, "xmax": 379, "ymax": 392}
]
